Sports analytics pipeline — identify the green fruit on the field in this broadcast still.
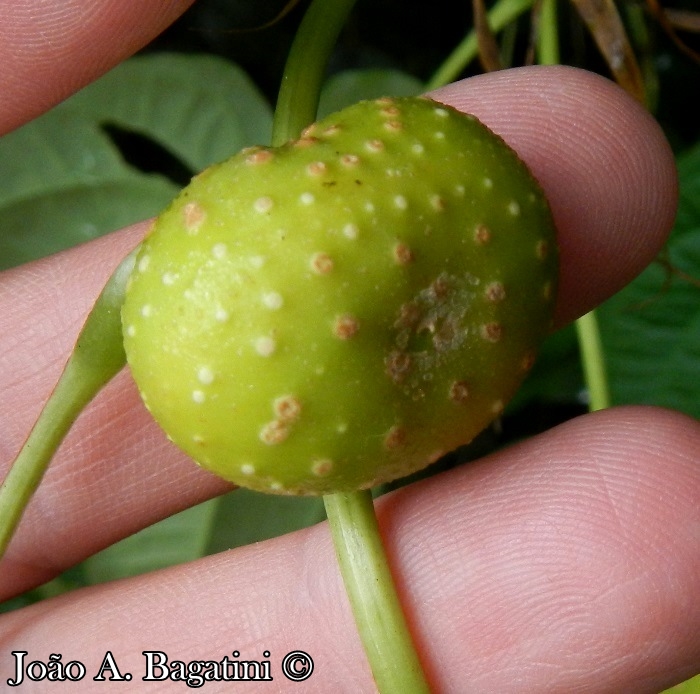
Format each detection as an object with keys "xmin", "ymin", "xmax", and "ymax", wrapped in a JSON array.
[{"xmin": 121, "ymin": 96, "xmax": 557, "ymax": 495}]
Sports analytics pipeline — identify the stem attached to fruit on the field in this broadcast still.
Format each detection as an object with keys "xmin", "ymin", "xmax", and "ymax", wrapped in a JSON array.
[
  {"xmin": 0, "ymin": 249, "xmax": 137, "ymax": 561},
  {"xmin": 271, "ymin": 0, "xmax": 357, "ymax": 147},
  {"xmin": 273, "ymin": 1, "xmax": 431, "ymax": 690},
  {"xmin": 324, "ymin": 491, "xmax": 431, "ymax": 693}
]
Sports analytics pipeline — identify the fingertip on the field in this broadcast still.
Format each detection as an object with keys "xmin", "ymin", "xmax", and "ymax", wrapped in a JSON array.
[{"xmin": 429, "ymin": 66, "xmax": 678, "ymax": 325}]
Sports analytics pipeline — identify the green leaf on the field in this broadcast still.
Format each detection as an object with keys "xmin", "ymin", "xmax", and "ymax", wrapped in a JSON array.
[
  {"xmin": 317, "ymin": 68, "xmax": 424, "ymax": 117},
  {"xmin": 81, "ymin": 498, "xmax": 220, "ymax": 582},
  {"xmin": 0, "ymin": 53, "xmax": 272, "ymax": 270},
  {"xmin": 62, "ymin": 53, "xmax": 273, "ymax": 172},
  {"xmin": 598, "ymin": 144, "xmax": 700, "ymax": 418},
  {"xmin": 204, "ymin": 489, "xmax": 327, "ymax": 555}
]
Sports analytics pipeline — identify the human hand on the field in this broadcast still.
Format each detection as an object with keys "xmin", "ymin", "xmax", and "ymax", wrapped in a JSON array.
[{"xmin": 1, "ymin": 2, "xmax": 698, "ymax": 692}]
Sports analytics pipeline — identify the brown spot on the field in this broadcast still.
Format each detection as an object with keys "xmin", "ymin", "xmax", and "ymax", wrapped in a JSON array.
[
  {"xmin": 323, "ymin": 124, "xmax": 342, "ymax": 137},
  {"xmin": 543, "ymin": 281, "xmax": 553, "ymax": 301},
  {"xmin": 365, "ymin": 139, "xmax": 384, "ymax": 153},
  {"xmin": 384, "ymin": 120, "xmax": 403, "ymax": 132},
  {"xmin": 474, "ymin": 224, "xmax": 491, "ymax": 245},
  {"xmin": 310, "ymin": 252, "xmax": 334, "ymax": 275},
  {"xmin": 259, "ymin": 420, "xmax": 289, "ymax": 446},
  {"xmin": 294, "ymin": 136, "xmax": 319, "ymax": 149},
  {"xmin": 245, "ymin": 148, "xmax": 274, "ymax": 165},
  {"xmin": 334, "ymin": 315, "xmax": 360, "ymax": 340},
  {"xmin": 393, "ymin": 242, "xmax": 414, "ymax": 265},
  {"xmin": 379, "ymin": 105, "xmax": 400, "ymax": 117},
  {"xmin": 301, "ymin": 124, "xmax": 317, "ymax": 138},
  {"xmin": 307, "ymin": 161, "xmax": 327, "ymax": 176},
  {"xmin": 429, "ymin": 275, "xmax": 452, "ymax": 301},
  {"xmin": 341, "ymin": 154, "xmax": 360, "ymax": 166},
  {"xmin": 395, "ymin": 302, "xmax": 421, "ymax": 329},
  {"xmin": 481, "ymin": 322, "xmax": 503, "ymax": 342},
  {"xmin": 274, "ymin": 395, "xmax": 302, "ymax": 423},
  {"xmin": 485, "ymin": 281, "xmax": 506, "ymax": 303},
  {"xmin": 385, "ymin": 350, "xmax": 412, "ymax": 384},
  {"xmin": 384, "ymin": 425, "xmax": 407, "ymax": 450},
  {"xmin": 430, "ymin": 195, "xmax": 446, "ymax": 212},
  {"xmin": 521, "ymin": 351, "xmax": 536, "ymax": 371},
  {"xmin": 449, "ymin": 381, "xmax": 470, "ymax": 403},
  {"xmin": 312, "ymin": 459, "xmax": 334, "ymax": 476},
  {"xmin": 536, "ymin": 240, "xmax": 549, "ymax": 260},
  {"xmin": 183, "ymin": 201, "xmax": 206, "ymax": 232}
]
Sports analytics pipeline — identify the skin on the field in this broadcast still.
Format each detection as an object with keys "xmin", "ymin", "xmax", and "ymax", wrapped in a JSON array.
[{"xmin": 0, "ymin": 2, "xmax": 698, "ymax": 692}]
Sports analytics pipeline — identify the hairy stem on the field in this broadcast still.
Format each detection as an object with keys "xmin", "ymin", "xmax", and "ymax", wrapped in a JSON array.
[{"xmin": 0, "ymin": 249, "xmax": 137, "ymax": 560}]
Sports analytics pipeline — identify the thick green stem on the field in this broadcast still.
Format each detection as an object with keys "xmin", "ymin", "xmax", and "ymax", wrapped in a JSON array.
[
  {"xmin": 272, "ymin": 0, "xmax": 357, "ymax": 146},
  {"xmin": 426, "ymin": 0, "xmax": 535, "ymax": 91},
  {"xmin": 0, "ymin": 249, "xmax": 137, "ymax": 560},
  {"xmin": 324, "ymin": 491, "xmax": 431, "ymax": 693}
]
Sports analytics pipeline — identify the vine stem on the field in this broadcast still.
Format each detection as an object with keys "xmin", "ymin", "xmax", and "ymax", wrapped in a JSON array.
[
  {"xmin": 272, "ymin": 1, "xmax": 431, "ymax": 691},
  {"xmin": 324, "ymin": 492, "xmax": 431, "ymax": 693},
  {"xmin": 426, "ymin": 0, "xmax": 535, "ymax": 91},
  {"xmin": 0, "ymin": 249, "xmax": 136, "ymax": 561}
]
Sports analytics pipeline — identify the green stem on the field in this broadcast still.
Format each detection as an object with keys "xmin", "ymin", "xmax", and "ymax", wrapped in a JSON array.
[
  {"xmin": 574, "ymin": 311, "xmax": 611, "ymax": 412},
  {"xmin": 324, "ymin": 491, "xmax": 431, "ymax": 693},
  {"xmin": 271, "ymin": 0, "xmax": 357, "ymax": 146},
  {"xmin": 426, "ymin": 0, "xmax": 535, "ymax": 91},
  {"xmin": 0, "ymin": 249, "xmax": 137, "ymax": 560},
  {"xmin": 536, "ymin": 0, "xmax": 560, "ymax": 65}
]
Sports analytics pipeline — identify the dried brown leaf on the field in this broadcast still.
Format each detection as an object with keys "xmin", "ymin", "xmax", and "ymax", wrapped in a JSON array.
[{"xmin": 569, "ymin": 0, "xmax": 647, "ymax": 104}]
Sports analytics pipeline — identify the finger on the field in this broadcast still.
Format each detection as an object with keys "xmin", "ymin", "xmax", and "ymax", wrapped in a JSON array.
[
  {"xmin": 1, "ymin": 406, "xmax": 698, "ymax": 693},
  {"xmin": 0, "ymin": 65, "xmax": 679, "ymax": 597},
  {"xmin": 0, "ymin": 0, "xmax": 195, "ymax": 135},
  {"xmin": 430, "ymin": 65, "xmax": 678, "ymax": 326}
]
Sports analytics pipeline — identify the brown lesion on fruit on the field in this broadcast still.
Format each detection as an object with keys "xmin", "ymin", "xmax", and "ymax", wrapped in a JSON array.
[
  {"xmin": 535, "ymin": 239, "xmax": 549, "ymax": 260},
  {"xmin": 480, "ymin": 322, "xmax": 503, "ymax": 343},
  {"xmin": 274, "ymin": 395, "xmax": 302, "ymax": 423},
  {"xmin": 311, "ymin": 459, "xmax": 334, "ymax": 477},
  {"xmin": 259, "ymin": 420, "xmax": 290, "ymax": 446},
  {"xmin": 449, "ymin": 380, "xmax": 470, "ymax": 403},
  {"xmin": 385, "ymin": 350, "xmax": 413, "ymax": 384},
  {"xmin": 245, "ymin": 148, "xmax": 274, "ymax": 165},
  {"xmin": 393, "ymin": 242, "xmax": 414, "ymax": 265},
  {"xmin": 294, "ymin": 136, "xmax": 319, "ymax": 149},
  {"xmin": 306, "ymin": 161, "xmax": 327, "ymax": 176},
  {"xmin": 429, "ymin": 195, "xmax": 446, "ymax": 212},
  {"xmin": 521, "ymin": 351, "xmax": 536, "ymax": 372},
  {"xmin": 386, "ymin": 272, "xmax": 477, "ymax": 397},
  {"xmin": 383, "ymin": 425, "xmax": 407, "ymax": 450},
  {"xmin": 310, "ymin": 252, "xmax": 334, "ymax": 275},
  {"xmin": 182, "ymin": 201, "xmax": 206, "ymax": 234},
  {"xmin": 484, "ymin": 281, "xmax": 506, "ymax": 303},
  {"xmin": 383, "ymin": 120, "xmax": 403, "ymax": 132},
  {"xmin": 365, "ymin": 139, "xmax": 385, "ymax": 153},
  {"xmin": 474, "ymin": 224, "xmax": 492, "ymax": 245},
  {"xmin": 341, "ymin": 154, "xmax": 360, "ymax": 167},
  {"xmin": 333, "ymin": 314, "xmax": 360, "ymax": 340}
]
